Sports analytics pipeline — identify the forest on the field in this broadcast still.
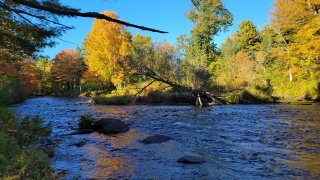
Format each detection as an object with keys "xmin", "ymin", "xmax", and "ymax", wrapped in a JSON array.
[
  {"xmin": 0, "ymin": 0, "xmax": 320, "ymax": 179},
  {"xmin": 1, "ymin": 0, "xmax": 320, "ymax": 106}
]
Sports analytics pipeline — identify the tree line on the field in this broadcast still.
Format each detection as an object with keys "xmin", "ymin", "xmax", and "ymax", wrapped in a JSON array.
[{"xmin": 1, "ymin": 0, "xmax": 320, "ymax": 105}]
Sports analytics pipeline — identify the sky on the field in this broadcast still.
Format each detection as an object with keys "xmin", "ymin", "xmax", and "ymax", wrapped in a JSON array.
[{"xmin": 43, "ymin": 0, "xmax": 275, "ymax": 59}]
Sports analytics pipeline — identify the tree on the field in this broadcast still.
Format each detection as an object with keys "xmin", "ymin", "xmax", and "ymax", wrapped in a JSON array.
[
  {"xmin": 0, "ymin": 1, "xmax": 65, "ymax": 62},
  {"xmin": 236, "ymin": 20, "xmax": 261, "ymax": 52},
  {"xmin": 51, "ymin": 49, "xmax": 87, "ymax": 95},
  {"xmin": 84, "ymin": 11, "xmax": 132, "ymax": 89},
  {"xmin": 271, "ymin": 0, "xmax": 319, "ymax": 32},
  {"xmin": 271, "ymin": 0, "xmax": 320, "ymax": 84},
  {"xmin": 36, "ymin": 58, "xmax": 52, "ymax": 95},
  {"xmin": 209, "ymin": 36, "xmax": 237, "ymax": 88},
  {"xmin": 187, "ymin": 0, "xmax": 233, "ymax": 64},
  {"xmin": 16, "ymin": 59, "xmax": 40, "ymax": 94},
  {"xmin": 176, "ymin": 0, "xmax": 233, "ymax": 91},
  {"xmin": 234, "ymin": 51, "xmax": 255, "ymax": 87}
]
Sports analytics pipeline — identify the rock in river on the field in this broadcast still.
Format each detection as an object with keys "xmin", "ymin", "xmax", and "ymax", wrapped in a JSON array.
[
  {"xmin": 141, "ymin": 135, "xmax": 172, "ymax": 144},
  {"xmin": 177, "ymin": 155, "xmax": 205, "ymax": 164},
  {"xmin": 68, "ymin": 129, "xmax": 94, "ymax": 135},
  {"xmin": 92, "ymin": 118, "xmax": 130, "ymax": 134}
]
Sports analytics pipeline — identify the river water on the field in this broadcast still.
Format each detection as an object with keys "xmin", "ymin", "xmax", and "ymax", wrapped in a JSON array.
[{"xmin": 11, "ymin": 97, "xmax": 320, "ymax": 179}]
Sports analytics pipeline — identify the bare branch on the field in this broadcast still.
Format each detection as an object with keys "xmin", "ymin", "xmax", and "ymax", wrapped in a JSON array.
[
  {"xmin": 0, "ymin": 2, "xmax": 73, "ymax": 29},
  {"xmin": 134, "ymin": 80, "xmax": 156, "ymax": 97},
  {"xmin": 10, "ymin": 0, "xmax": 168, "ymax": 33}
]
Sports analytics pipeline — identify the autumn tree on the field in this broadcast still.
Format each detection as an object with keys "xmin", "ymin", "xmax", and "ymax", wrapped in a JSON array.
[
  {"xmin": 51, "ymin": 49, "xmax": 87, "ymax": 95},
  {"xmin": 16, "ymin": 59, "xmax": 40, "ymax": 94},
  {"xmin": 84, "ymin": 11, "xmax": 132, "ymax": 89},
  {"xmin": 270, "ymin": 0, "xmax": 320, "ymax": 97}
]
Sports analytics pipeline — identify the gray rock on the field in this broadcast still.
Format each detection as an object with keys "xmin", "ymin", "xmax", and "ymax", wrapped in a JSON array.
[
  {"xmin": 141, "ymin": 135, "xmax": 172, "ymax": 144},
  {"xmin": 92, "ymin": 118, "xmax": 130, "ymax": 134},
  {"xmin": 177, "ymin": 155, "xmax": 205, "ymax": 164}
]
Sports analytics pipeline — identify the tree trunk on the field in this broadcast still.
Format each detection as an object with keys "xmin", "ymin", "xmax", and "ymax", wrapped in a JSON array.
[
  {"xmin": 73, "ymin": 76, "xmax": 76, "ymax": 96},
  {"xmin": 289, "ymin": 67, "xmax": 293, "ymax": 82},
  {"xmin": 196, "ymin": 94, "xmax": 203, "ymax": 107}
]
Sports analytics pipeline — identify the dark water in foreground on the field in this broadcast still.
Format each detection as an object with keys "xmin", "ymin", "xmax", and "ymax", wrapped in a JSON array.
[{"xmin": 12, "ymin": 97, "xmax": 320, "ymax": 179}]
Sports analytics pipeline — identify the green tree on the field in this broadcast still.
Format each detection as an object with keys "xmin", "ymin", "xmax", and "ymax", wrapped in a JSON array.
[
  {"xmin": 187, "ymin": 0, "xmax": 233, "ymax": 65},
  {"xmin": 236, "ymin": 20, "xmax": 261, "ymax": 52},
  {"xmin": 36, "ymin": 58, "xmax": 52, "ymax": 95},
  {"xmin": 176, "ymin": 0, "xmax": 233, "ymax": 90},
  {"xmin": 209, "ymin": 37, "xmax": 237, "ymax": 88}
]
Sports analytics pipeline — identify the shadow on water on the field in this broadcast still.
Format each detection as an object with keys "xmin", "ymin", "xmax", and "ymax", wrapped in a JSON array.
[{"xmin": 11, "ymin": 97, "xmax": 320, "ymax": 179}]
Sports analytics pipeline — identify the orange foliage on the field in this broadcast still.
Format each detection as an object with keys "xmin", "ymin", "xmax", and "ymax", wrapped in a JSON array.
[
  {"xmin": 51, "ymin": 49, "xmax": 86, "ymax": 84},
  {"xmin": 234, "ymin": 51, "xmax": 254, "ymax": 87},
  {"xmin": 0, "ymin": 62, "xmax": 17, "ymax": 75},
  {"xmin": 17, "ymin": 60, "xmax": 40, "ymax": 94}
]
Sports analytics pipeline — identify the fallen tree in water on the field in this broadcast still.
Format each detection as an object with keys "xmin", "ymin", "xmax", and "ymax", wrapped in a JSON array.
[{"xmin": 139, "ymin": 67, "xmax": 224, "ymax": 107}]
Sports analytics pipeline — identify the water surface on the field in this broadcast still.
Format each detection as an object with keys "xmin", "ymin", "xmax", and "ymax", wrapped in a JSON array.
[{"xmin": 12, "ymin": 97, "xmax": 320, "ymax": 179}]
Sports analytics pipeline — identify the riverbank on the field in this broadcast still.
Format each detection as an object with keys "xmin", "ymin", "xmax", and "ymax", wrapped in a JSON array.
[{"xmin": 0, "ymin": 107, "xmax": 54, "ymax": 179}]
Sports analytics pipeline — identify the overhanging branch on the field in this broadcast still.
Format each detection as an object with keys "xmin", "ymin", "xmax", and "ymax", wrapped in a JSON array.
[{"xmin": 10, "ymin": 0, "xmax": 168, "ymax": 33}]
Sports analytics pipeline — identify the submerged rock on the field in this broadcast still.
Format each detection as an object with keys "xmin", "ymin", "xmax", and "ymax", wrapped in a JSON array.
[
  {"xmin": 177, "ymin": 155, "xmax": 205, "ymax": 164},
  {"xmin": 92, "ymin": 118, "xmax": 130, "ymax": 134},
  {"xmin": 141, "ymin": 135, "xmax": 172, "ymax": 144},
  {"xmin": 68, "ymin": 129, "xmax": 94, "ymax": 135},
  {"xmin": 74, "ymin": 141, "xmax": 86, "ymax": 147}
]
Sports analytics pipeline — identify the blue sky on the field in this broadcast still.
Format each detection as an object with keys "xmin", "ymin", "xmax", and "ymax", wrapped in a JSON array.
[{"xmin": 43, "ymin": 0, "xmax": 275, "ymax": 58}]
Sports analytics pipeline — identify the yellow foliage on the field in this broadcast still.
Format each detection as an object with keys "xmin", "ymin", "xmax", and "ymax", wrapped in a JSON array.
[
  {"xmin": 84, "ymin": 11, "xmax": 132, "ymax": 87},
  {"xmin": 291, "ymin": 14, "xmax": 320, "ymax": 66}
]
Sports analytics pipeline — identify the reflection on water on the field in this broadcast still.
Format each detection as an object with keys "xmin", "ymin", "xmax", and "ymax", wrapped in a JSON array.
[
  {"xmin": 282, "ymin": 105, "xmax": 320, "ymax": 175},
  {"xmin": 11, "ymin": 97, "xmax": 320, "ymax": 179},
  {"xmin": 84, "ymin": 145, "xmax": 137, "ymax": 179}
]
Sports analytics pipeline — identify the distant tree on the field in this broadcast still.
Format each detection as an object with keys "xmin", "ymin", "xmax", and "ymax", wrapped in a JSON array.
[
  {"xmin": 176, "ymin": 0, "xmax": 233, "ymax": 91},
  {"xmin": 234, "ymin": 51, "xmax": 254, "ymax": 87},
  {"xmin": 209, "ymin": 37, "xmax": 237, "ymax": 88},
  {"xmin": 51, "ymin": 49, "xmax": 87, "ymax": 95},
  {"xmin": 131, "ymin": 34, "xmax": 182, "ymax": 89},
  {"xmin": 16, "ymin": 60, "xmax": 40, "ymax": 94},
  {"xmin": 36, "ymin": 58, "xmax": 52, "ymax": 95}
]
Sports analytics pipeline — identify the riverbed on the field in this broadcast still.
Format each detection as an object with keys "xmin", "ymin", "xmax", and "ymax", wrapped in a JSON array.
[{"xmin": 11, "ymin": 97, "xmax": 320, "ymax": 179}]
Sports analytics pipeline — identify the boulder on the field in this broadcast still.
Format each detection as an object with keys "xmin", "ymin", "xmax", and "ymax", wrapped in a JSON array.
[
  {"xmin": 92, "ymin": 118, "xmax": 130, "ymax": 134},
  {"xmin": 141, "ymin": 135, "xmax": 172, "ymax": 144},
  {"xmin": 177, "ymin": 155, "xmax": 205, "ymax": 164}
]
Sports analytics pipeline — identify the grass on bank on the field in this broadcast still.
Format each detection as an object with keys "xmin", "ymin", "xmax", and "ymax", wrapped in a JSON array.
[
  {"xmin": 0, "ymin": 107, "xmax": 54, "ymax": 179},
  {"xmin": 92, "ymin": 90, "xmax": 195, "ymax": 105}
]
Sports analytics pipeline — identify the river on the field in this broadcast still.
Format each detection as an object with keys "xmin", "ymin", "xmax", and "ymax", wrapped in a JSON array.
[{"xmin": 11, "ymin": 97, "xmax": 320, "ymax": 179}]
